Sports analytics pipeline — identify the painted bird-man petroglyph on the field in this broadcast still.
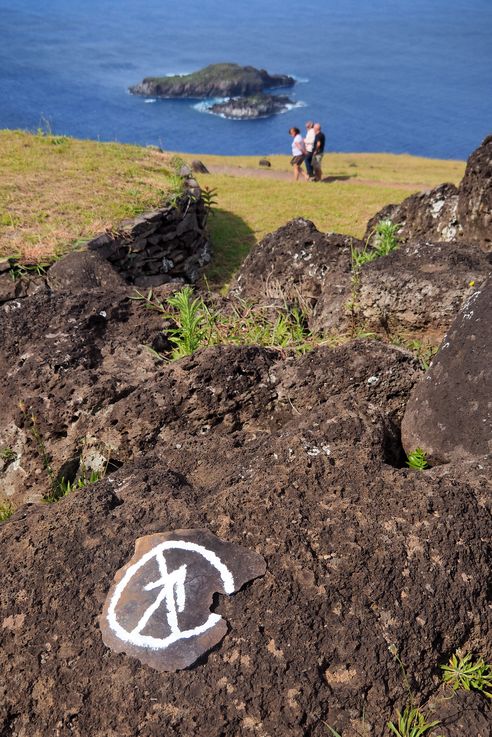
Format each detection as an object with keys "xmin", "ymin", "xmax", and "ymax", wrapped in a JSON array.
[{"xmin": 100, "ymin": 529, "xmax": 266, "ymax": 672}]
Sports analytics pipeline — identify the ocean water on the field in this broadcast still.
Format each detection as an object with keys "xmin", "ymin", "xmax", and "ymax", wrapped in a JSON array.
[{"xmin": 0, "ymin": 0, "xmax": 490, "ymax": 159}]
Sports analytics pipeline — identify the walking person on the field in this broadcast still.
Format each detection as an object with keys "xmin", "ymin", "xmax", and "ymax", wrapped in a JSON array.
[
  {"xmin": 289, "ymin": 127, "xmax": 309, "ymax": 181},
  {"xmin": 312, "ymin": 123, "xmax": 325, "ymax": 181},
  {"xmin": 304, "ymin": 120, "xmax": 316, "ymax": 179}
]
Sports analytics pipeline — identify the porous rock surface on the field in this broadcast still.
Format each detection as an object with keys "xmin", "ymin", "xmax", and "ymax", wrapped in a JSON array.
[
  {"xmin": 356, "ymin": 240, "xmax": 490, "ymax": 336},
  {"xmin": 0, "ymin": 281, "xmax": 491, "ymax": 735},
  {"xmin": 402, "ymin": 276, "xmax": 492, "ymax": 464},
  {"xmin": 230, "ymin": 219, "xmax": 491, "ymax": 340},
  {"xmin": 230, "ymin": 218, "xmax": 357, "ymax": 333},
  {"xmin": 364, "ymin": 183, "xmax": 461, "ymax": 245},
  {"xmin": 1, "ymin": 434, "xmax": 491, "ymax": 735},
  {"xmin": 458, "ymin": 134, "xmax": 492, "ymax": 248},
  {"xmin": 365, "ymin": 135, "xmax": 492, "ymax": 250}
]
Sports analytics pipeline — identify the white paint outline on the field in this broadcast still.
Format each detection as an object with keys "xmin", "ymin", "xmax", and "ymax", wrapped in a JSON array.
[{"xmin": 107, "ymin": 540, "xmax": 235, "ymax": 650}]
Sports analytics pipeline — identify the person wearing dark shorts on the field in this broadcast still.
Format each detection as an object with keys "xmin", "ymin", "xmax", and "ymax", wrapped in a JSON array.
[
  {"xmin": 289, "ymin": 127, "xmax": 309, "ymax": 181},
  {"xmin": 312, "ymin": 123, "xmax": 325, "ymax": 181}
]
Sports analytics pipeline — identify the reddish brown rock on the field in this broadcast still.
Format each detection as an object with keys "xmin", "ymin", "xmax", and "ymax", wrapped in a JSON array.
[
  {"xmin": 0, "ymin": 452, "xmax": 490, "ymax": 737},
  {"xmin": 100, "ymin": 529, "xmax": 266, "ymax": 672},
  {"xmin": 230, "ymin": 218, "xmax": 356, "ymax": 332},
  {"xmin": 47, "ymin": 251, "xmax": 126, "ymax": 292},
  {"xmin": 401, "ymin": 276, "xmax": 492, "ymax": 464}
]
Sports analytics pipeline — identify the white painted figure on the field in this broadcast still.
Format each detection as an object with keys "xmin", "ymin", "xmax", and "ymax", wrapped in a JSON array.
[{"xmin": 106, "ymin": 540, "xmax": 235, "ymax": 650}]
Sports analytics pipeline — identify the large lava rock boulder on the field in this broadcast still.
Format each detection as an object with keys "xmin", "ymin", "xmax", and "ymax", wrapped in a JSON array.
[
  {"xmin": 230, "ymin": 219, "xmax": 357, "ymax": 333},
  {"xmin": 365, "ymin": 136, "xmax": 492, "ymax": 251},
  {"xmin": 356, "ymin": 240, "xmax": 491, "ymax": 336},
  {"xmin": 47, "ymin": 251, "xmax": 126, "ymax": 292},
  {"xmin": 365, "ymin": 183, "xmax": 461, "ymax": 245},
  {"xmin": 1, "ymin": 440, "xmax": 490, "ymax": 736},
  {"xmin": 402, "ymin": 276, "xmax": 492, "ymax": 464},
  {"xmin": 458, "ymin": 134, "xmax": 492, "ymax": 249}
]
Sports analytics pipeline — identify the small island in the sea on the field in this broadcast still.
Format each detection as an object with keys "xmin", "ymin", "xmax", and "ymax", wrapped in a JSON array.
[
  {"xmin": 207, "ymin": 94, "xmax": 294, "ymax": 119},
  {"xmin": 129, "ymin": 63, "xmax": 296, "ymax": 116}
]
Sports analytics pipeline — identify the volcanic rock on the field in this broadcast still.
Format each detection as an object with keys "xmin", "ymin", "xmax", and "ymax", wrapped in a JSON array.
[
  {"xmin": 1, "ymin": 444, "xmax": 490, "ymax": 736},
  {"xmin": 47, "ymin": 251, "xmax": 126, "ymax": 292},
  {"xmin": 230, "ymin": 218, "xmax": 357, "ymax": 333},
  {"xmin": 129, "ymin": 63, "xmax": 295, "ymax": 98},
  {"xmin": 401, "ymin": 276, "xmax": 492, "ymax": 464},
  {"xmin": 356, "ymin": 240, "xmax": 491, "ymax": 337},
  {"xmin": 208, "ymin": 94, "xmax": 294, "ymax": 119},
  {"xmin": 364, "ymin": 183, "xmax": 461, "ymax": 245},
  {"xmin": 458, "ymin": 134, "xmax": 492, "ymax": 248},
  {"xmin": 365, "ymin": 136, "xmax": 492, "ymax": 250}
]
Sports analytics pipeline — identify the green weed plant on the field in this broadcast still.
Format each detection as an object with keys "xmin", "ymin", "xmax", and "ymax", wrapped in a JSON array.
[
  {"xmin": 0, "ymin": 501, "xmax": 13, "ymax": 522},
  {"xmin": 351, "ymin": 219, "xmax": 400, "ymax": 270},
  {"xmin": 387, "ymin": 706, "xmax": 441, "ymax": 737},
  {"xmin": 441, "ymin": 651, "xmax": 492, "ymax": 698},
  {"xmin": 406, "ymin": 448, "xmax": 429, "ymax": 470},
  {"xmin": 134, "ymin": 286, "xmax": 315, "ymax": 359}
]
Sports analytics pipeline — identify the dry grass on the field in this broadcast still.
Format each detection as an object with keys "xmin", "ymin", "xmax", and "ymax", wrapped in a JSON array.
[
  {"xmin": 0, "ymin": 130, "xmax": 173, "ymax": 261},
  {"xmin": 0, "ymin": 130, "xmax": 465, "ymax": 288}
]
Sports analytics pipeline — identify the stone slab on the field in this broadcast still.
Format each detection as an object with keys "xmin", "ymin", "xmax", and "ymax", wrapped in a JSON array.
[{"xmin": 100, "ymin": 528, "xmax": 266, "ymax": 672}]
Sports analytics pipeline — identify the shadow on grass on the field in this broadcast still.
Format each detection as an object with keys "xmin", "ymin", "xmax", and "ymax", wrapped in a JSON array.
[
  {"xmin": 204, "ymin": 207, "xmax": 256, "ymax": 290},
  {"xmin": 320, "ymin": 175, "xmax": 353, "ymax": 183}
]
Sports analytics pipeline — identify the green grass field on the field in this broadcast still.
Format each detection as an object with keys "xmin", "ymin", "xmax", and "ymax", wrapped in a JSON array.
[{"xmin": 0, "ymin": 130, "xmax": 465, "ymax": 287}]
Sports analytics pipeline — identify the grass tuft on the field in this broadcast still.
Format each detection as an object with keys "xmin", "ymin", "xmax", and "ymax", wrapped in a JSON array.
[{"xmin": 441, "ymin": 651, "xmax": 492, "ymax": 698}]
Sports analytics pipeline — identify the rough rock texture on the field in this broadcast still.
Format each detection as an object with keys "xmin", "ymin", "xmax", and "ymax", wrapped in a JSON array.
[
  {"xmin": 47, "ymin": 251, "xmax": 126, "ymax": 292},
  {"xmin": 1, "ymin": 447, "xmax": 490, "ymax": 736},
  {"xmin": 458, "ymin": 134, "xmax": 492, "ymax": 248},
  {"xmin": 364, "ymin": 183, "xmax": 461, "ymax": 245},
  {"xmin": 0, "ymin": 276, "xmax": 420, "ymax": 506},
  {"xmin": 100, "ymin": 528, "xmax": 266, "ymax": 672},
  {"xmin": 129, "ymin": 63, "xmax": 295, "ymax": 98},
  {"xmin": 365, "ymin": 136, "xmax": 492, "ymax": 251},
  {"xmin": 230, "ymin": 219, "xmax": 357, "ymax": 333},
  {"xmin": 208, "ymin": 94, "xmax": 294, "ymax": 119},
  {"xmin": 356, "ymin": 240, "xmax": 491, "ymax": 336},
  {"xmin": 87, "ymin": 190, "xmax": 210, "ymax": 287},
  {"xmin": 402, "ymin": 276, "xmax": 492, "ymax": 464}
]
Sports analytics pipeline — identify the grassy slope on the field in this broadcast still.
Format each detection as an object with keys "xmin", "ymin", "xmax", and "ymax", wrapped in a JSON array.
[
  {"xmin": 0, "ymin": 130, "xmax": 465, "ymax": 286},
  {"xmin": 0, "ymin": 130, "xmax": 173, "ymax": 261},
  {"xmin": 191, "ymin": 153, "xmax": 465, "ymax": 286}
]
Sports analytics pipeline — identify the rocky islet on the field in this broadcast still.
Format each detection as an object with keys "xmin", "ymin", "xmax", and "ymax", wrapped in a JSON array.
[{"xmin": 130, "ymin": 63, "xmax": 299, "ymax": 119}]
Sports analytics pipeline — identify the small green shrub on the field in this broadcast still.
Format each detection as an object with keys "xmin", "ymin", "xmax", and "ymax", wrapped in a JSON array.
[
  {"xmin": 387, "ymin": 706, "xmax": 441, "ymax": 737},
  {"xmin": 441, "ymin": 651, "xmax": 492, "ymax": 698},
  {"xmin": 163, "ymin": 286, "xmax": 213, "ymax": 359},
  {"xmin": 44, "ymin": 468, "xmax": 103, "ymax": 504},
  {"xmin": 406, "ymin": 448, "xmax": 429, "ymax": 471},
  {"xmin": 0, "ymin": 501, "xmax": 14, "ymax": 522},
  {"xmin": 0, "ymin": 447, "xmax": 17, "ymax": 462},
  {"xmin": 201, "ymin": 186, "xmax": 219, "ymax": 213},
  {"xmin": 351, "ymin": 219, "xmax": 400, "ymax": 270},
  {"xmin": 373, "ymin": 219, "xmax": 400, "ymax": 256}
]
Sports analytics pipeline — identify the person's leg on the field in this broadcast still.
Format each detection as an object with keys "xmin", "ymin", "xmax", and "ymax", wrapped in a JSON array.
[{"xmin": 305, "ymin": 151, "xmax": 314, "ymax": 178}]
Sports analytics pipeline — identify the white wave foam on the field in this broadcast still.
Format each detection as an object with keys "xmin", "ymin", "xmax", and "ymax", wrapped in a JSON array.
[
  {"xmin": 144, "ymin": 98, "xmax": 156, "ymax": 104},
  {"xmin": 291, "ymin": 75, "xmax": 309, "ymax": 84},
  {"xmin": 193, "ymin": 98, "xmax": 307, "ymax": 120}
]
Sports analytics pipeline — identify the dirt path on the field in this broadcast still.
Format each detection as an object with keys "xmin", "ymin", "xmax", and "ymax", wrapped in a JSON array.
[{"xmin": 206, "ymin": 163, "xmax": 430, "ymax": 191}]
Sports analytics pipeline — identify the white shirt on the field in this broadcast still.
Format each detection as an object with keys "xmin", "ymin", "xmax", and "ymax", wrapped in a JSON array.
[
  {"xmin": 292, "ymin": 134, "xmax": 305, "ymax": 156},
  {"xmin": 305, "ymin": 128, "xmax": 316, "ymax": 152}
]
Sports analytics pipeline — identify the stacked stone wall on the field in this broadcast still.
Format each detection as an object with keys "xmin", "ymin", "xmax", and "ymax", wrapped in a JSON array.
[{"xmin": 87, "ymin": 183, "xmax": 210, "ymax": 287}]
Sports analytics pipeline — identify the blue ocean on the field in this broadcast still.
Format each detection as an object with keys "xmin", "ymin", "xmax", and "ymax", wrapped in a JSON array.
[{"xmin": 0, "ymin": 0, "xmax": 490, "ymax": 159}]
